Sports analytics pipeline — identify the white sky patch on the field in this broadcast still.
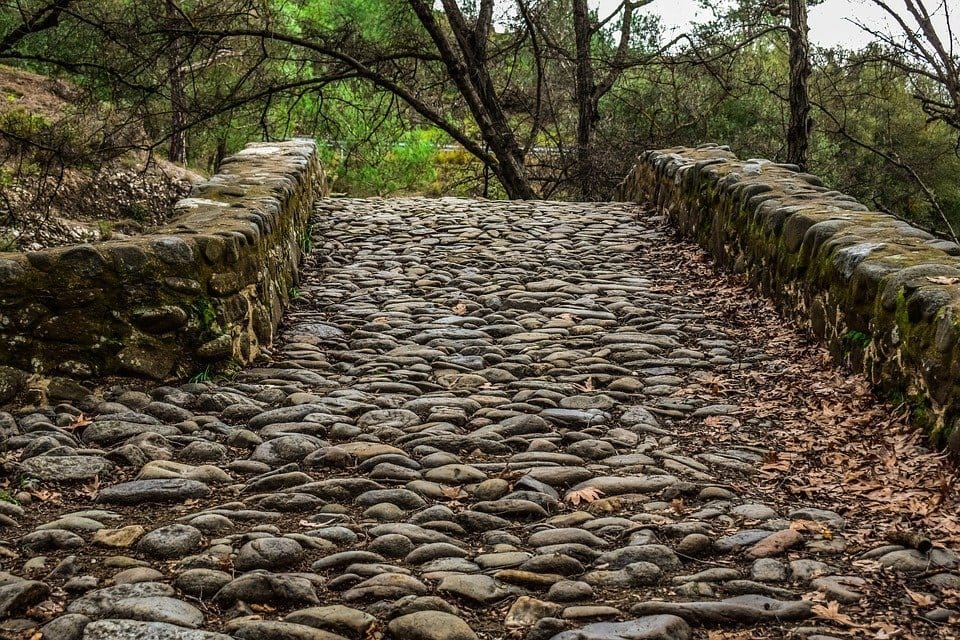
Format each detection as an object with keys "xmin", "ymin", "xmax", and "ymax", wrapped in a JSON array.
[{"xmin": 591, "ymin": 0, "xmax": 929, "ymax": 50}]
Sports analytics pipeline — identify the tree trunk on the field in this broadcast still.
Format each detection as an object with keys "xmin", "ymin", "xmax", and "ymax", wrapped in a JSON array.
[
  {"xmin": 787, "ymin": 0, "xmax": 811, "ymax": 169},
  {"xmin": 166, "ymin": 0, "xmax": 187, "ymax": 165},
  {"xmin": 572, "ymin": 0, "xmax": 595, "ymax": 200}
]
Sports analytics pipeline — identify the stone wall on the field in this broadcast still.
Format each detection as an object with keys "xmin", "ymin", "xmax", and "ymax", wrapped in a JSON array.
[
  {"xmin": 618, "ymin": 144, "xmax": 960, "ymax": 454},
  {"xmin": 0, "ymin": 139, "xmax": 326, "ymax": 401}
]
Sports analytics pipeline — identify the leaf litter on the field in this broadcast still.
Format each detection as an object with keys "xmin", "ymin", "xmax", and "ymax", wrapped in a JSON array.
[{"xmin": 647, "ymin": 235, "xmax": 960, "ymax": 638}]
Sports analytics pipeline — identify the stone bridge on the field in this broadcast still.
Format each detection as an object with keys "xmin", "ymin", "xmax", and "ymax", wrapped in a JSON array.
[{"xmin": 0, "ymin": 142, "xmax": 958, "ymax": 639}]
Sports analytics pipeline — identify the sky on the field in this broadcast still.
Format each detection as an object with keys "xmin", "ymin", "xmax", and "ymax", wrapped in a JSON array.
[{"xmin": 592, "ymin": 0, "xmax": 922, "ymax": 50}]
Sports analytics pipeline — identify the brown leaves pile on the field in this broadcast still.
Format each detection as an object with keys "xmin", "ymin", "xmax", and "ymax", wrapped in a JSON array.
[
  {"xmin": 649, "ymin": 237, "xmax": 960, "ymax": 637},
  {"xmin": 670, "ymin": 240, "xmax": 960, "ymax": 548}
]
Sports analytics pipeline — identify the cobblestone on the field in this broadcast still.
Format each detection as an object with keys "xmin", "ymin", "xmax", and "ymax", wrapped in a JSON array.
[{"xmin": 1, "ymin": 198, "xmax": 957, "ymax": 639}]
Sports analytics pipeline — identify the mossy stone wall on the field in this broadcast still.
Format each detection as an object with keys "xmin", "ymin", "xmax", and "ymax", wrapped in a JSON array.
[
  {"xmin": 0, "ymin": 139, "xmax": 326, "ymax": 401},
  {"xmin": 618, "ymin": 144, "xmax": 960, "ymax": 454}
]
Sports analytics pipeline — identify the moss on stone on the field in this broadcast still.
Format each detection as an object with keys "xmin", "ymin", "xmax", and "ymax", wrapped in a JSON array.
[{"xmin": 619, "ymin": 145, "xmax": 960, "ymax": 457}]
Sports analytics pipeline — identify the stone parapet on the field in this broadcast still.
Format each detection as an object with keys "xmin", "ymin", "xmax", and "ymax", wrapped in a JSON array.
[
  {"xmin": 618, "ymin": 144, "xmax": 960, "ymax": 453},
  {"xmin": 0, "ymin": 139, "xmax": 326, "ymax": 400}
]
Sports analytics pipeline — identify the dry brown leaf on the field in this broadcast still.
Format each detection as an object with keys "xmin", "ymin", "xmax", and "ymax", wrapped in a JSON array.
[
  {"xmin": 587, "ymin": 497, "xmax": 622, "ymax": 514},
  {"xmin": 575, "ymin": 376, "xmax": 595, "ymax": 392},
  {"xmin": 926, "ymin": 275, "xmax": 960, "ymax": 285},
  {"xmin": 565, "ymin": 486, "xmax": 604, "ymax": 506},
  {"xmin": 904, "ymin": 587, "xmax": 936, "ymax": 607},
  {"xmin": 81, "ymin": 476, "xmax": 100, "ymax": 499},
  {"xmin": 811, "ymin": 600, "xmax": 861, "ymax": 627},
  {"xmin": 440, "ymin": 485, "xmax": 467, "ymax": 500},
  {"xmin": 789, "ymin": 519, "xmax": 821, "ymax": 532},
  {"xmin": 250, "ymin": 603, "xmax": 275, "ymax": 612},
  {"xmin": 65, "ymin": 413, "xmax": 92, "ymax": 431},
  {"xmin": 30, "ymin": 489, "xmax": 62, "ymax": 504},
  {"xmin": 451, "ymin": 302, "xmax": 468, "ymax": 315}
]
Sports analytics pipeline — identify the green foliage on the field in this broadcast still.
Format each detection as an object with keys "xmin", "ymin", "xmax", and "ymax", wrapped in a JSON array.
[
  {"xmin": 125, "ymin": 203, "xmax": 149, "ymax": 222},
  {"xmin": 0, "ymin": 0, "xmax": 954, "ymax": 237},
  {"xmin": 189, "ymin": 365, "xmax": 212, "ymax": 384},
  {"xmin": 841, "ymin": 329, "xmax": 872, "ymax": 350},
  {"xmin": 299, "ymin": 222, "xmax": 314, "ymax": 254},
  {"xmin": 189, "ymin": 298, "xmax": 219, "ymax": 339},
  {"xmin": 323, "ymin": 126, "xmax": 441, "ymax": 197},
  {"xmin": 96, "ymin": 220, "xmax": 114, "ymax": 240},
  {"xmin": 0, "ymin": 488, "xmax": 17, "ymax": 504},
  {"xmin": 0, "ymin": 106, "xmax": 113, "ymax": 168}
]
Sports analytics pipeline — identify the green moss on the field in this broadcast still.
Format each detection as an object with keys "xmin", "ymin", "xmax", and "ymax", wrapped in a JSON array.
[{"xmin": 188, "ymin": 298, "xmax": 221, "ymax": 339}]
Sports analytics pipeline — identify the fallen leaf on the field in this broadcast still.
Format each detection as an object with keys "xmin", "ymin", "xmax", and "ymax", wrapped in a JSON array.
[
  {"xmin": 451, "ymin": 302, "xmax": 468, "ymax": 315},
  {"xmin": 573, "ymin": 376, "xmax": 595, "ymax": 392},
  {"xmin": 30, "ymin": 489, "xmax": 62, "ymax": 504},
  {"xmin": 811, "ymin": 600, "xmax": 860, "ymax": 627},
  {"xmin": 65, "ymin": 413, "xmax": 92, "ymax": 431},
  {"xmin": 81, "ymin": 476, "xmax": 100, "ymax": 499},
  {"xmin": 440, "ymin": 485, "xmax": 467, "ymax": 500},
  {"xmin": 587, "ymin": 497, "xmax": 622, "ymax": 514},
  {"xmin": 926, "ymin": 276, "xmax": 960, "ymax": 285},
  {"xmin": 904, "ymin": 587, "xmax": 936, "ymax": 606},
  {"xmin": 565, "ymin": 486, "xmax": 604, "ymax": 506}
]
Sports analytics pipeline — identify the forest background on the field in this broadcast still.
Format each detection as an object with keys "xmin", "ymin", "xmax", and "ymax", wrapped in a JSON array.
[{"xmin": 0, "ymin": 0, "xmax": 957, "ymax": 241}]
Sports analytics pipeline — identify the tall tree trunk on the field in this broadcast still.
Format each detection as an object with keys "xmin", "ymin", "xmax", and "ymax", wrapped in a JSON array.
[
  {"xmin": 572, "ymin": 0, "xmax": 595, "ymax": 200},
  {"xmin": 166, "ymin": 0, "xmax": 187, "ymax": 165},
  {"xmin": 787, "ymin": 0, "xmax": 811, "ymax": 169}
]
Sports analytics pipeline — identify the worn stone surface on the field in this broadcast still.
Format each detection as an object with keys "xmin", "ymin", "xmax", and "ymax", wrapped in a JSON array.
[{"xmin": 0, "ymin": 197, "xmax": 956, "ymax": 640}]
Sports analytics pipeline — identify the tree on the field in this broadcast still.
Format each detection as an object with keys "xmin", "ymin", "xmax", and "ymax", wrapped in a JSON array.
[
  {"xmin": 569, "ymin": 0, "xmax": 651, "ymax": 199},
  {"xmin": 856, "ymin": 0, "xmax": 960, "ymax": 136},
  {"xmin": 407, "ymin": 0, "xmax": 535, "ymax": 198},
  {"xmin": 786, "ymin": 0, "xmax": 811, "ymax": 168}
]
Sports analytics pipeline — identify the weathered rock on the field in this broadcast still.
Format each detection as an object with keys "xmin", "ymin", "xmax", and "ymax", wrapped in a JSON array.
[
  {"xmin": 97, "ymin": 479, "xmax": 211, "ymax": 504},
  {"xmin": 630, "ymin": 596, "xmax": 813, "ymax": 624},
  {"xmin": 0, "ymin": 579, "xmax": 49, "ymax": 618},
  {"xmin": 213, "ymin": 572, "xmax": 320, "ymax": 606},
  {"xmin": 387, "ymin": 611, "xmax": 479, "ymax": 640},
  {"xmin": 81, "ymin": 619, "xmax": 233, "ymax": 640},
  {"xmin": 235, "ymin": 537, "xmax": 304, "ymax": 571},
  {"xmin": 548, "ymin": 615, "xmax": 691, "ymax": 640},
  {"xmin": 137, "ymin": 524, "xmax": 203, "ymax": 559},
  {"xmin": 20, "ymin": 456, "xmax": 113, "ymax": 482}
]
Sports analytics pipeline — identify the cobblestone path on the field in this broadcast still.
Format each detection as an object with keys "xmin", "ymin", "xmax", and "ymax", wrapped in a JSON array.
[{"xmin": 2, "ymin": 198, "xmax": 958, "ymax": 640}]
